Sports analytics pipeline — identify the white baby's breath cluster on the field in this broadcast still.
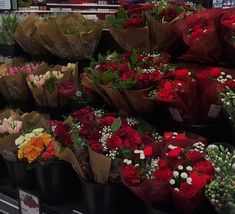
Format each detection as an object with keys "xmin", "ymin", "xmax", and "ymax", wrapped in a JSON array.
[
  {"xmin": 148, "ymin": 89, "xmax": 157, "ymax": 98},
  {"xmin": 126, "ymin": 117, "xmax": 138, "ymax": 126},
  {"xmin": 142, "ymin": 68, "xmax": 156, "ymax": 74},
  {"xmin": 99, "ymin": 126, "xmax": 112, "ymax": 152},
  {"xmin": 152, "ymin": 132, "xmax": 163, "ymax": 143},
  {"xmin": 146, "ymin": 158, "xmax": 160, "ymax": 179},
  {"xmin": 192, "ymin": 141, "xmax": 205, "ymax": 153},
  {"xmin": 15, "ymin": 128, "xmax": 44, "ymax": 149},
  {"xmin": 169, "ymin": 165, "xmax": 193, "ymax": 192},
  {"xmin": 94, "ymin": 109, "xmax": 105, "ymax": 118},
  {"xmin": 216, "ymin": 72, "xmax": 234, "ymax": 84}
]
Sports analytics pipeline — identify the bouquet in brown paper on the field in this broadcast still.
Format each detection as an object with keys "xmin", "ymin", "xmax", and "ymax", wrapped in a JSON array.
[
  {"xmin": 27, "ymin": 63, "xmax": 77, "ymax": 107},
  {"xmin": 14, "ymin": 13, "xmax": 49, "ymax": 56},
  {"xmin": 0, "ymin": 63, "xmax": 40, "ymax": 101},
  {"xmin": 107, "ymin": 7, "xmax": 151, "ymax": 52},
  {"xmin": 35, "ymin": 14, "xmax": 102, "ymax": 60},
  {"xmin": 0, "ymin": 109, "xmax": 49, "ymax": 155},
  {"xmin": 82, "ymin": 50, "xmax": 170, "ymax": 114}
]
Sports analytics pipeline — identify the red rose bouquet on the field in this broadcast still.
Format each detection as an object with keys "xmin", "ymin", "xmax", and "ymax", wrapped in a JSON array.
[
  {"xmin": 82, "ymin": 51, "xmax": 170, "ymax": 114},
  {"xmin": 148, "ymin": 68, "xmax": 198, "ymax": 123},
  {"xmin": 173, "ymin": 9, "xmax": 222, "ymax": 63},
  {"xmin": 220, "ymin": 9, "xmax": 235, "ymax": 63},
  {"xmin": 107, "ymin": 8, "xmax": 151, "ymax": 51},
  {"xmin": 122, "ymin": 131, "xmax": 214, "ymax": 213}
]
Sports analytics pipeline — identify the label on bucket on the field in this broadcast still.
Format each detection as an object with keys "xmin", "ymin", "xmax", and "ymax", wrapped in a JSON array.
[
  {"xmin": 208, "ymin": 104, "xmax": 222, "ymax": 118},
  {"xmin": 169, "ymin": 108, "xmax": 183, "ymax": 122}
]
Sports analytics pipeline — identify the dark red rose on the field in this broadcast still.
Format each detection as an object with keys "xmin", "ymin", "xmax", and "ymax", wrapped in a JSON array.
[
  {"xmin": 143, "ymin": 146, "xmax": 153, "ymax": 157},
  {"xmin": 124, "ymin": 17, "xmax": 144, "ymax": 28},
  {"xmin": 193, "ymin": 160, "xmax": 214, "ymax": 175},
  {"xmin": 154, "ymin": 168, "xmax": 172, "ymax": 182},
  {"xmin": 174, "ymin": 69, "xmax": 190, "ymax": 80},
  {"xmin": 65, "ymin": 135, "xmax": 73, "ymax": 145},
  {"xmin": 210, "ymin": 68, "xmax": 221, "ymax": 77},
  {"xmin": 225, "ymin": 80, "xmax": 235, "ymax": 89},
  {"xmin": 141, "ymin": 133, "xmax": 155, "ymax": 145},
  {"xmin": 122, "ymin": 165, "xmax": 140, "ymax": 185},
  {"xmin": 164, "ymin": 132, "xmax": 173, "ymax": 140},
  {"xmin": 178, "ymin": 182, "xmax": 196, "ymax": 198},
  {"xmin": 190, "ymin": 171, "xmax": 208, "ymax": 190},
  {"xmin": 54, "ymin": 122, "xmax": 70, "ymax": 140},
  {"xmin": 88, "ymin": 140, "xmax": 103, "ymax": 153},
  {"xmin": 72, "ymin": 108, "xmax": 94, "ymax": 122},
  {"xmin": 158, "ymin": 159, "xmax": 169, "ymax": 169},
  {"xmin": 59, "ymin": 80, "xmax": 77, "ymax": 97},
  {"xmin": 96, "ymin": 116, "xmax": 116, "ymax": 126},
  {"xmin": 168, "ymin": 147, "xmax": 183, "ymax": 158},
  {"xmin": 107, "ymin": 134, "xmax": 123, "ymax": 150},
  {"xmin": 186, "ymin": 150, "xmax": 204, "ymax": 162},
  {"xmin": 121, "ymin": 70, "xmax": 137, "ymax": 81},
  {"xmin": 79, "ymin": 126, "xmax": 91, "ymax": 138},
  {"xmin": 175, "ymin": 134, "xmax": 188, "ymax": 140}
]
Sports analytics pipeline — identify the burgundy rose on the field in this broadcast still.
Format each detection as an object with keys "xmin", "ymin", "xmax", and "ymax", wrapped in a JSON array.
[
  {"xmin": 107, "ymin": 134, "xmax": 123, "ymax": 150},
  {"xmin": 89, "ymin": 140, "xmax": 103, "ymax": 153},
  {"xmin": 122, "ymin": 165, "xmax": 140, "ymax": 185},
  {"xmin": 54, "ymin": 122, "xmax": 70, "ymax": 140}
]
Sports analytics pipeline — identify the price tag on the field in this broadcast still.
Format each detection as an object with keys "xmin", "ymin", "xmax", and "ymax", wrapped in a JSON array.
[
  {"xmin": 208, "ymin": 104, "xmax": 222, "ymax": 118},
  {"xmin": 0, "ymin": 0, "xmax": 11, "ymax": 10},
  {"xmin": 169, "ymin": 108, "xmax": 183, "ymax": 122},
  {"xmin": 18, "ymin": 189, "xmax": 41, "ymax": 214}
]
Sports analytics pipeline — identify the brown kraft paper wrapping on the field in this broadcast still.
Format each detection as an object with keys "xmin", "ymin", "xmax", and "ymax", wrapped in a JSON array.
[
  {"xmin": 124, "ymin": 87, "xmax": 156, "ymax": 114},
  {"xmin": 14, "ymin": 14, "xmax": 48, "ymax": 56},
  {"xmin": 146, "ymin": 14, "xmax": 178, "ymax": 52},
  {"xmin": 88, "ymin": 146, "xmax": 111, "ymax": 184},
  {"xmin": 45, "ymin": 87, "xmax": 59, "ymax": 107},
  {"xmin": 4, "ymin": 73, "xmax": 28, "ymax": 101},
  {"xmin": 99, "ymin": 84, "xmax": 132, "ymax": 112},
  {"xmin": 55, "ymin": 142, "xmax": 85, "ymax": 178},
  {"xmin": 0, "ymin": 78, "xmax": 11, "ymax": 100},
  {"xmin": 109, "ymin": 26, "xmax": 150, "ymax": 52}
]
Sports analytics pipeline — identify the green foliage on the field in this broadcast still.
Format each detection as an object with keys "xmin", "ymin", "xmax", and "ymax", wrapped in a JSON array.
[
  {"xmin": 111, "ymin": 117, "xmax": 122, "ymax": 133},
  {"xmin": 44, "ymin": 78, "xmax": 56, "ymax": 93},
  {"xmin": 0, "ymin": 13, "xmax": 22, "ymax": 45},
  {"xmin": 106, "ymin": 8, "xmax": 128, "ymax": 28}
]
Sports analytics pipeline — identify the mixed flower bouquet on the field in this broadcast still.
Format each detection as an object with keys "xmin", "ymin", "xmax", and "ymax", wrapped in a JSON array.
[
  {"xmin": 27, "ymin": 63, "xmax": 77, "ymax": 107},
  {"xmin": 122, "ymin": 131, "xmax": 214, "ymax": 213},
  {"xmin": 82, "ymin": 50, "xmax": 170, "ymax": 114},
  {"xmin": 0, "ymin": 63, "xmax": 39, "ymax": 101},
  {"xmin": 206, "ymin": 144, "xmax": 235, "ymax": 214}
]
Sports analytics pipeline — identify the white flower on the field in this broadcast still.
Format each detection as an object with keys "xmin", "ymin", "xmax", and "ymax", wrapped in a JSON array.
[
  {"xmin": 178, "ymin": 165, "xmax": 183, "ymax": 170},
  {"xmin": 186, "ymin": 166, "xmax": 192, "ymax": 171},
  {"xmin": 215, "ymin": 167, "xmax": 221, "ymax": 173},
  {"xmin": 186, "ymin": 177, "xmax": 192, "ymax": 184},
  {"xmin": 123, "ymin": 159, "xmax": 128, "ymax": 163},
  {"xmin": 207, "ymin": 144, "xmax": 219, "ymax": 150},
  {"xmin": 232, "ymin": 163, "xmax": 235, "ymax": 170},
  {"xmin": 173, "ymin": 132, "xmax": 178, "ymax": 136},
  {"xmin": 15, "ymin": 135, "xmax": 25, "ymax": 146},
  {"xmin": 181, "ymin": 172, "xmax": 188, "ymax": 179},
  {"xmin": 134, "ymin": 150, "xmax": 140, "ymax": 154},
  {"xmin": 140, "ymin": 153, "xmax": 145, "ymax": 160},
  {"xmin": 169, "ymin": 179, "xmax": 175, "ymax": 185},
  {"xmin": 221, "ymin": 72, "xmax": 225, "ymax": 75},
  {"xmin": 127, "ymin": 160, "xmax": 132, "ymax": 165},
  {"xmin": 226, "ymin": 74, "xmax": 232, "ymax": 79},
  {"xmin": 173, "ymin": 171, "xmax": 179, "ymax": 177},
  {"xmin": 135, "ymin": 164, "xmax": 139, "ymax": 167},
  {"xmin": 33, "ymin": 128, "xmax": 44, "ymax": 134},
  {"xmin": 174, "ymin": 188, "xmax": 179, "ymax": 192}
]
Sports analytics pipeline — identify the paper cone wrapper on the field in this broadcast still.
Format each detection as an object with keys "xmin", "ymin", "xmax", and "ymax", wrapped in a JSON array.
[
  {"xmin": 0, "ymin": 78, "xmax": 11, "ymax": 100},
  {"xmin": 88, "ymin": 146, "xmax": 111, "ymax": 184},
  {"xmin": 109, "ymin": 26, "xmax": 150, "ymax": 52}
]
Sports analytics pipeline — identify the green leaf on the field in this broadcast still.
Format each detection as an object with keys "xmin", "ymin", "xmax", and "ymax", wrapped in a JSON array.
[
  {"xmin": 117, "ymin": 8, "xmax": 128, "ymax": 20},
  {"xmin": 176, "ymin": 6, "xmax": 185, "ymax": 14},
  {"xmin": 111, "ymin": 117, "xmax": 122, "ymax": 133},
  {"xmin": 130, "ymin": 50, "xmax": 138, "ymax": 67},
  {"xmin": 102, "ymin": 70, "xmax": 115, "ymax": 84},
  {"xmin": 44, "ymin": 78, "xmax": 56, "ymax": 93},
  {"xmin": 138, "ymin": 119, "xmax": 153, "ymax": 133},
  {"xmin": 91, "ymin": 69, "xmax": 101, "ymax": 82},
  {"xmin": 71, "ymin": 132, "xmax": 80, "ymax": 144}
]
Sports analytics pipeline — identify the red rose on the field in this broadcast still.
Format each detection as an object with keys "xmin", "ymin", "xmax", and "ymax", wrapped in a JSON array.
[
  {"xmin": 141, "ymin": 133, "xmax": 155, "ymax": 145},
  {"xmin": 163, "ymin": 132, "xmax": 173, "ymax": 140},
  {"xmin": 225, "ymin": 80, "xmax": 235, "ymax": 89},
  {"xmin": 72, "ymin": 108, "xmax": 94, "ymax": 122},
  {"xmin": 54, "ymin": 122, "xmax": 70, "ymax": 140},
  {"xmin": 59, "ymin": 80, "xmax": 77, "ymax": 97},
  {"xmin": 65, "ymin": 135, "xmax": 73, "ymax": 145},
  {"xmin": 190, "ymin": 172, "xmax": 207, "ymax": 190},
  {"xmin": 122, "ymin": 165, "xmax": 140, "ymax": 185},
  {"xmin": 193, "ymin": 160, "xmax": 214, "ymax": 175},
  {"xmin": 175, "ymin": 134, "xmax": 188, "ymax": 140},
  {"xmin": 79, "ymin": 126, "xmax": 92, "ymax": 138},
  {"xmin": 178, "ymin": 182, "xmax": 196, "ymax": 198},
  {"xmin": 158, "ymin": 159, "xmax": 169, "ymax": 169},
  {"xmin": 154, "ymin": 168, "xmax": 172, "ymax": 182},
  {"xmin": 143, "ymin": 146, "xmax": 152, "ymax": 157},
  {"xmin": 174, "ymin": 69, "xmax": 190, "ymax": 80},
  {"xmin": 107, "ymin": 134, "xmax": 123, "ymax": 150},
  {"xmin": 89, "ymin": 140, "xmax": 103, "ymax": 153},
  {"xmin": 121, "ymin": 70, "xmax": 137, "ymax": 81},
  {"xmin": 96, "ymin": 116, "xmax": 116, "ymax": 126},
  {"xmin": 168, "ymin": 147, "xmax": 183, "ymax": 158},
  {"xmin": 210, "ymin": 68, "xmax": 221, "ymax": 77},
  {"xmin": 185, "ymin": 150, "xmax": 204, "ymax": 162}
]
